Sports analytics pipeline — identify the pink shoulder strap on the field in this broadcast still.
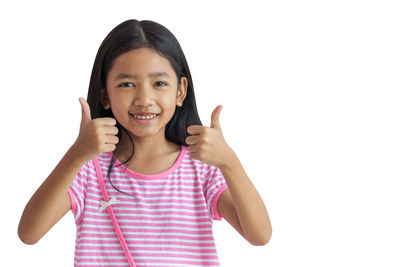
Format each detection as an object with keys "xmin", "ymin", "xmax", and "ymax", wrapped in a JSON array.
[{"xmin": 93, "ymin": 158, "xmax": 136, "ymax": 267}]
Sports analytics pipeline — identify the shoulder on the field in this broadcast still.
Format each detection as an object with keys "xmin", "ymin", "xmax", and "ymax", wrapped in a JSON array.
[
  {"xmin": 183, "ymin": 146, "xmax": 222, "ymax": 178},
  {"xmin": 183, "ymin": 146, "xmax": 210, "ymax": 168},
  {"xmin": 76, "ymin": 152, "xmax": 115, "ymax": 177},
  {"xmin": 93, "ymin": 151, "xmax": 115, "ymax": 167}
]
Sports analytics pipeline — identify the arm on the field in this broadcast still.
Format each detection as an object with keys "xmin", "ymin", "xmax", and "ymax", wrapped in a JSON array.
[
  {"xmin": 217, "ymin": 149, "xmax": 272, "ymax": 246},
  {"xmin": 18, "ymin": 97, "xmax": 120, "ymax": 245},
  {"xmin": 18, "ymin": 143, "xmax": 87, "ymax": 245},
  {"xmin": 185, "ymin": 105, "xmax": 271, "ymax": 245}
]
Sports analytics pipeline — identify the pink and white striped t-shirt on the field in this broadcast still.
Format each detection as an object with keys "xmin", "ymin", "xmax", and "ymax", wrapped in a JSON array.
[{"xmin": 67, "ymin": 144, "xmax": 228, "ymax": 266}]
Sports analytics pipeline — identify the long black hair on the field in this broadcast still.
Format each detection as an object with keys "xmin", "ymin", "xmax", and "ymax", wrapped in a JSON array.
[{"xmin": 86, "ymin": 19, "xmax": 203, "ymax": 196}]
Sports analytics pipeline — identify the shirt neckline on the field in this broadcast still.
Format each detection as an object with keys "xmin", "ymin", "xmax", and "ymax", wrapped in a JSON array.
[{"xmin": 107, "ymin": 145, "xmax": 187, "ymax": 180}]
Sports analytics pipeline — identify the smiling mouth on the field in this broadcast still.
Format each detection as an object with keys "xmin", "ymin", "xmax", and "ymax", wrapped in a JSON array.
[
  {"xmin": 130, "ymin": 113, "xmax": 159, "ymax": 121},
  {"xmin": 131, "ymin": 113, "xmax": 159, "ymax": 119}
]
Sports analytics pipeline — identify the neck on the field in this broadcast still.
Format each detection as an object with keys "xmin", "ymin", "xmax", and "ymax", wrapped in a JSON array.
[{"xmin": 114, "ymin": 129, "xmax": 179, "ymax": 162}]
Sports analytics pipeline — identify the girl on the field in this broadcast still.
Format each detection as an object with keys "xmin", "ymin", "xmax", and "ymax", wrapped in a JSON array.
[{"xmin": 18, "ymin": 19, "xmax": 272, "ymax": 266}]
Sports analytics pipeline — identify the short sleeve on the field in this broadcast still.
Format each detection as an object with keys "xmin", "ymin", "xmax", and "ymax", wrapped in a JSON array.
[
  {"xmin": 67, "ymin": 159, "xmax": 91, "ymax": 224},
  {"xmin": 203, "ymin": 165, "xmax": 228, "ymax": 221}
]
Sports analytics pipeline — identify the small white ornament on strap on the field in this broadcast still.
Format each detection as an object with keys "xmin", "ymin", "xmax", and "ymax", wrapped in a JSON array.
[{"xmin": 99, "ymin": 197, "xmax": 122, "ymax": 213}]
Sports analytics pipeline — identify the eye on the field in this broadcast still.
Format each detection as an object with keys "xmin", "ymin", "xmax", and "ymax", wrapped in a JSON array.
[
  {"xmin": 118, "ymin": 82, "xmax": 134, "ymax": 87},
  {"xmin": 154, "ymin": 81, "xmax": 167, "ymax": 87},
  {"xmin": 118, "ymin": 81, "xmax": 167, "ymax": 87}
]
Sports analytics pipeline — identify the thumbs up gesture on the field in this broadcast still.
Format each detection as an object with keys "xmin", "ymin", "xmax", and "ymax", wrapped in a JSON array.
[
  {"xmin": 186, "ymin": 105, "xmax": 233, "ymax": 168},
  {"xmin": 73, "ymin": 97, "xmax": 120, "ymax": 162}
]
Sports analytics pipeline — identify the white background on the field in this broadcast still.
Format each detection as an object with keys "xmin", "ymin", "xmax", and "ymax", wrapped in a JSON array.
[{"xmin": 1, "ymin": 0, "xmax": 399, "ymax": 266}]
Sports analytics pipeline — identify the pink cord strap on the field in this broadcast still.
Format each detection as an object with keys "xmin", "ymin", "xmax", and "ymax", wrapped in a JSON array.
[{"xmin": 93, "ymin": 158, "xmax": 136, "ymax": 267}]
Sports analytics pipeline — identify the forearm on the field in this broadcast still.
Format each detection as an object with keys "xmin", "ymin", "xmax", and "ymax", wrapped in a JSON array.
[
  {"xmin": 219, "ymin": 149, "xmax": 272, "ymax": 245},
  {"xmin": 18, "ymin": 144, "xmax": 87, "ymax": 244}
]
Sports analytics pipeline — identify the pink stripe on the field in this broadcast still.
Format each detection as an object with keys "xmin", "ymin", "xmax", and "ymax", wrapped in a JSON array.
[
  {"xmin": 77, "ymin": 231, "xmax": 215, "ymax": 241},
  {"xmin": 88, "ymin": 203, "xmax": 208, "ymax": 214},
  {"xmin": 85, "ymin": 193, "xmax": 208, "ymax": 207},
  {"xmin": 76, "ymin": 218, "xmax": 211, "ymax": 227},
  {"xmin": 80, "ymin": 222, "xmax": 212, "ymax": 231},
  {"xmin": 75, "ymin": 239, "xmax": 216, "ymax": 247},
  {"xmin": 87, "ymin": 186, "xmax": 200, "ymax": 196},
  {"xmin": 76, "ymin": 258, "xmax": 218, "ymax": 266},
  {"xmin": 69, "ymin": 145, "xmax": 223, "ymax": 266},
  {"xmin": 85, "ymin": 203, "xmax": 209, "ymax": 213},
  {"xmin": 78, "ymin": 251, "xmax": 218, "ymax": 260},
  {"xmin": 104, "ymin": 169, "xmax": 209, "ymax": 180},
  {"xmin": 95, "ymin": 181, "xmax": 202, "ymax": 190},
  {"xmin": 81, "ymin": 227, "xmax": 213, "ymax": 236}
]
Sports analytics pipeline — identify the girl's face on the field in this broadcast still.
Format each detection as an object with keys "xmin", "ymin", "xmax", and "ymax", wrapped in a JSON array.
[{"xmin": 102, "ymin": 47, "xmax": 187, "ymax": 141}]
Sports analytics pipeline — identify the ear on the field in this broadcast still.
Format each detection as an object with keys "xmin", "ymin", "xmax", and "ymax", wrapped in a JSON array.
[
  {"xmin": 176, "ymin": 77, "xmax": 188, "ymax": 107},
  {"xmin": 101, "ymin": 88, "xmax": 111, "ymax": 109}
]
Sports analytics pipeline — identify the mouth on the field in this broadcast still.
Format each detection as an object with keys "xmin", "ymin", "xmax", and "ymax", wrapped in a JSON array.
[
  {"xmin": 130, "ymin": 113, "xmax": 159, "ymax": 120},
  {"xmin": 129, "ymin": 113, "xmax": 159, "ymax": 125}
]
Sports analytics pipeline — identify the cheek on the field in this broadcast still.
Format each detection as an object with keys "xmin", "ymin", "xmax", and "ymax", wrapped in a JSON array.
[
  {"xmin": 109, "ymin": 96, "xmax": 129, "ymax": 114},
  {"xmin": 164, "ymin": 95, "xmax": 179, "ymax": 111}
]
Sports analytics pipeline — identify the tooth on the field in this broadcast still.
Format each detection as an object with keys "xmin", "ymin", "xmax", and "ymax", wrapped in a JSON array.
[{"xmin": 134, "ymin": 114, "xmax": 156, "ymax": 119}]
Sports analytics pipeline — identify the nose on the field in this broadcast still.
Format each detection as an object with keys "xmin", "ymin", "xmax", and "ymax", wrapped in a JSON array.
[{"xmin": 134, "ymin": 85, "xmax": 155, "ymax": 107}]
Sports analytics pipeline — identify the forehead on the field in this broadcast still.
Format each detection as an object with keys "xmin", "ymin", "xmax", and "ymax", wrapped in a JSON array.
[{"xmin": 109, "ymin": 48, "xmax": 174, "ymax": 76}]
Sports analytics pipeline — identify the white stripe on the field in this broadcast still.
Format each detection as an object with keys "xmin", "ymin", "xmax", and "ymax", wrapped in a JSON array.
[
  {"xmin": 76, "ymin": 248, "xmax": 217, "ymax": 256},
  {"xmin": 76, "ymin": 263, "xmax": 128, "ymax": 266},
  {"xmin": 77, "ymin": 236, "xmax": 216, "ymax": 244},
  {"xmin": 79, "ymin": 229, "xmax": 213, "ymax": 238},
  {"xmin": 80, "ymin": 216, "xmax": 212, "ymax": 226},
  {"xmin": 85, "ymin": 197, "xmax": 208, "ymax": 210},
  {"xmin": 75, "ymin": 243, "xmax": 216, "ymax": 250},
  {"xmin": 83, "ymin": 209, "xmax": 210, "ymax": 220},
  {"xmin": 78, "ymin": 223, "xmax": 210, "ymax": 231},
  {"xmin": 86, "ymin": 180, "xmax": 203, "ymax": 193},
  {"xmin": 75, "ymin": 254, "xmax": 219, "ymax": 263},
  {"xmin": 86, "ymin": 191, "xmax": 206, "ymax": 202}
]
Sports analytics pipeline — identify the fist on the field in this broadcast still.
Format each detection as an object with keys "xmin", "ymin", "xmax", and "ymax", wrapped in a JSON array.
[{"xmin": 74, "ymin": 97, "xmax": 119, "ymax": 161}]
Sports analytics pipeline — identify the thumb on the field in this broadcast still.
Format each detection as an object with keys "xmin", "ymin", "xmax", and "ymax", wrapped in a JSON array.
[
  {"xmin": 79, "ymin": 97, "xmax": 92, "ymax": 125},
  {"xmin": 210, "ymin": 105, "xmax": 223, "ymax": 131}
]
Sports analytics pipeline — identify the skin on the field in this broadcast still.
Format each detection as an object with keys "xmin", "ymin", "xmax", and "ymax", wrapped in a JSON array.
[
  {"xmin": 103, "ymin": 47, "xmax": 271, "ymax": 245},
  {"xmin": 101, "ymin": 47, "xmax": 188, "ymax": 167},
  {"xmin": 102, "ymin": 48, "xmax": 271, "ymax": 245},
  {"xmin": 18, "ymin": 47, "xmax": 271, "ymax": 246},
  {"xmin": 185, "ymin": 105, "xmax": 272, "ymax": 245}
]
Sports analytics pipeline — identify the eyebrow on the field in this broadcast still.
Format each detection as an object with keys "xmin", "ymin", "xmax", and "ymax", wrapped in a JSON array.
[{"xmin": 114, "ymin": 72, "xmax": 171, "ymax": 81}]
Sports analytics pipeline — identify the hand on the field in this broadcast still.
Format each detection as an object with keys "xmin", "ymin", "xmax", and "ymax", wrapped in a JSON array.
[
  {"xmin": 186, "ymin": 105, "xmax": 233, "ymax": 168},
  {"xmin": 73, "ymin": 97, "xmax": 119, "ymax": 161}
]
